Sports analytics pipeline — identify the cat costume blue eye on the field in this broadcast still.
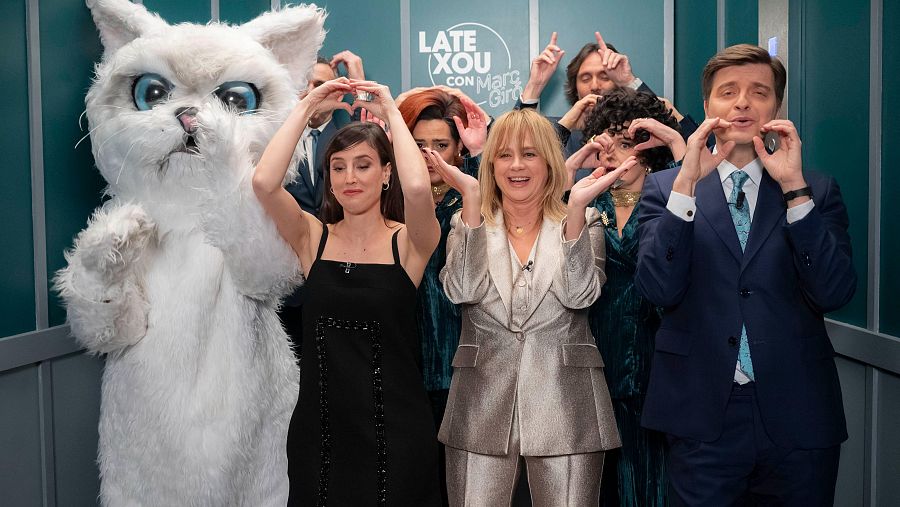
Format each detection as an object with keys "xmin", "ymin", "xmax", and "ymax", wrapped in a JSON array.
[
  {"xmin": 132, "ymin": 73, "xmax": 173, "ymax": 111},
  {"xmin": 215, "ymin": 81, "xmax": 260, "ymax": 113}
]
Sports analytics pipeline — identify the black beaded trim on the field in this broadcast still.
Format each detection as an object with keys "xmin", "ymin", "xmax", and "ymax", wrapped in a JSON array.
[{"xmin": 314, "ymin": 317, "xmax": 388, "ymax": 506}]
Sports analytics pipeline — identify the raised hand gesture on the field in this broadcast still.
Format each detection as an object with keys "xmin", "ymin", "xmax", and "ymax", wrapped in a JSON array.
[
  {"xmin": 299, "ymin": 77, "xmax": 353, "ymax": 118},
  {"xmin": 672, "ymin": 117, "xmax": 735, "ymax": 196},
  {"xmin": 595, "ymin": 32, "xmax": 635, "ymax": 87},
  {"xmin": 565, "ymin": 157, "xmax": 637, "ymax": 239},
  {"xmin": 753, "ymin": 120, "xmax": 806, "ymax": 194},
  {"xmin": 522, "ymin": 32, "xmax": 565, "ymax": 101},
  {"xmin": 452, "ymin": 95, "xmax": 488, "ymax": 156},
  {"xmin": 564, "ymin": 136, "xmax": 610, "ymax": 190},
  {"xmin": 423, "ymin": 147, "xmax": 482, "ymax": 226},
  {"xmin": 330, "ymin": 50, "xmax": 366, "ymax": 80},
  {"xmin": 558, "ymin": 93, "xmax": 601, "ymax": 131},
  {"xmin": 348, "ymin": 79, "xmax": 399, "ymax": 126},
  {"xmin": 627, "ymin": 118, "xmax": 687, "ymax": 161}
]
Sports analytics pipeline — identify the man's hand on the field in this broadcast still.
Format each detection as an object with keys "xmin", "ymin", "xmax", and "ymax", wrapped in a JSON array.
[
  {"xmin": 521, "ymin": 32, "xmax": 565, "ymax": 101},
  {"xmin": 754, "ymin": 120, "xmax": 807, "ymax": 202},
  {"xmin": 452, "ymin": 95, "xmax": 488, "ymax": 157},
  {"xmin": 558, "ymin": 93, "xmax": 601, "ymax": 131},
  {"xmin": 595, "ymin": 32, "xmax": 636, "ymax": 88},
  {"xmin": 330, "ymin": 50, "xmax": 365, "ymax": 80},
  {"xmin": 672, "ymin": 117, "xmax": 734, "ymax": 196}
]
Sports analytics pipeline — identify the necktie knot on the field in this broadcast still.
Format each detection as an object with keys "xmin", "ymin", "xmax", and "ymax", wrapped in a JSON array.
[
  {"xmin": 730, "ymin": 170, "xmax": 749, "ymax": 192},
  {"xmin": 309, "ymin": 129, "xmax": 320, "ymax": 140}
]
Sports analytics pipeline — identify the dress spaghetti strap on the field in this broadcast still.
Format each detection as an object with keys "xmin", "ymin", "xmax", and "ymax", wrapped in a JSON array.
[
  {"xmin": 315, "ymin": 225, "xmax": 329, "ymax": 261},
  {"xmin": 390, "ymin": 229, "xmax": 401, "ymax": 265}
]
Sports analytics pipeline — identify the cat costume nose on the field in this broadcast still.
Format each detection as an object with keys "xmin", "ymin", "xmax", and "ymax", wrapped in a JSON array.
[{"xmin": 175, "ymin": 107, "xmax": 198, "ymax": 133}]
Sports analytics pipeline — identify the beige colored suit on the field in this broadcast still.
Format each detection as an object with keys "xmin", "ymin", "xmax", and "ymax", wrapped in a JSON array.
[{"xmin": 438, "ymin": 208, "xmax": 621, "ymax": 505}]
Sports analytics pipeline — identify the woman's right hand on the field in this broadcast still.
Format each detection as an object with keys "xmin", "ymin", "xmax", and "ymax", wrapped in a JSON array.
[
  {"xmin": 299, "ymin": 77, "xmax": 353, "ymax": 118},
  {"xmin": 564, "ymin": 136, "xmax": 610, "ymax": 190},
  {"xmin": 626, "ymin": 117, "xmax": 687, "ymax": 161},
  {"xmin": 423, "ymin": 148, "xmax": 479, "ymax": 196},
  {"xmin": 348, "ymin": 79, "xmax": 401, "ymax": 126}
]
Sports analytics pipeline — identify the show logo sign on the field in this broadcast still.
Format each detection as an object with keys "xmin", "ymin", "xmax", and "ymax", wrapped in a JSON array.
[{"xmin": 417, "ymin": 23, "xmax": 523, "ymax": 110}]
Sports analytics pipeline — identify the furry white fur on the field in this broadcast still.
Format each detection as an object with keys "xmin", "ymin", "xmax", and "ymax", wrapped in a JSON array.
[{"xmin": 54, "ymin": 1, "xmax": 325, "ymax": 504}]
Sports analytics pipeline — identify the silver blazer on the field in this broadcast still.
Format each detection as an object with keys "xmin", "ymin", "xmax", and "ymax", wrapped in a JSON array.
[{"xmin": 438, "ymin": 209, "xmax": 621, "ymax": 456}]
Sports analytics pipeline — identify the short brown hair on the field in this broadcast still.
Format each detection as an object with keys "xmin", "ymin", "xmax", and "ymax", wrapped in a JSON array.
[
  {"xmin": 478, "ymin": 109, "xmax": 567, "ymax": 225},
  {"xmin": 701, "ymin": 44, "xmax": 786, "ymax": 108}
]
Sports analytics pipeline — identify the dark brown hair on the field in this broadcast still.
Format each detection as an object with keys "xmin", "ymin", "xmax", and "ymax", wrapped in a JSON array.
[
  {"xmin": 319, "ymin": 123, "xmax": 404, "ymax": 224},
  {"xmin": 583, "ymin": 88, "xmax": 680, "ymax": 172},
  {"xmin": 701, "ymin": 44, "xmax": 786, "ymax": 109},
  {"xmin": 564, "ymin": 41, "xmax": 619, "ymax": 105},
  {"xmin": 398, "ymin": 89, "xmax": 467, "ymax": 164}
]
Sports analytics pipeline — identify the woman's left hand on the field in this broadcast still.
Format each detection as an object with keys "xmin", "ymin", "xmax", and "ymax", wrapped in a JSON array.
[
  {"xmin": 360, "ymin": 107, "xmax": 392, "ymax": 143},
  {"xmin": 349, "ymin": 79, "xmax": 399, "ymax": 125},
  {"xmin": 568, "ymin": 156, "xmax": 637, "ymax": 209},
  {"xmin": 627, "ymin": 117, "xmax": 687, "ymax": 161},
  {"xmin": 453, "ymin": 95, "xmax": 488, "ymax": 157}
]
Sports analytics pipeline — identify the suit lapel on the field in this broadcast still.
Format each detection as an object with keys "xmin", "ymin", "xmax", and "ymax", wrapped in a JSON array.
[
  {"xmin": 740, "ymin": 171, "xmax": 784, "ymax": 273},
  {"xmin": 486, "ymin": 211, "xmax": 513, "ymax": 318},
  {"xmin": 520, "ymin": 216, "xmax": 560, "ymax": 325},
  {"xmin": 696, "ymin": 172, "xmax": 742, "ymax": 263}
]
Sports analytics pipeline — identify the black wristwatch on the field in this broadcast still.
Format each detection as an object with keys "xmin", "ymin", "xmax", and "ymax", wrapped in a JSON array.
[{"xmin": 783, "ymin": 186, "xmax": 813, "ymax": 203}]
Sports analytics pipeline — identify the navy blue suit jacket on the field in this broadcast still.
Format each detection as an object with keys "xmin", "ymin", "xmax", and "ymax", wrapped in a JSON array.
[
  {"xmin": 285, "ymin": 115, "xmax": 348, "ymax": 216},
  {"xmin": 634, "ymin": 166, "xmax": 856, "ymax": 449}
]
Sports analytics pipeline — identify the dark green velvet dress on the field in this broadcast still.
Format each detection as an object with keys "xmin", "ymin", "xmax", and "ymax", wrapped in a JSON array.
[
  {"xmin": 416, "ymin": 155, "xmax": 479, "ymax": 425},
  {"xmin": 590, "ymin": 192, "xmax": 668, "ymax": 507}
]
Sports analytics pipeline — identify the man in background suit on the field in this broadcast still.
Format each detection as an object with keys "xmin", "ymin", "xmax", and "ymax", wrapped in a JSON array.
[
  {"xmin": 634, "ymin": 44, "xmax": 856, "ymax": 505},
  {"xmin": 515, "ymin": 31, "xmax": 697, "ymax": 159}
]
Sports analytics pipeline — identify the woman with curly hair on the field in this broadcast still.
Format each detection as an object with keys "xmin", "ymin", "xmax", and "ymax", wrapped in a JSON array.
[{"xmin": 567, "ymin": 87, "xmax": 687, "ymax": 507}]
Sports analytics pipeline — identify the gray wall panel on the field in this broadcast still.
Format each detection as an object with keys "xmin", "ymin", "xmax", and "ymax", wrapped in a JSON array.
[
  {"xmin": 835, "ymin": 357, "xmax": 867, "ymax": 505},
  {"xmin": 876, "ymin": 370, "xmax": 900, "ymax": 506},
  {"xmin": 0, "ymin": 366, "xmax": 44, "ymax": 507},
  {"xmin": 52, "ymin": 354, "xmax": 104, "ymax": 506}
]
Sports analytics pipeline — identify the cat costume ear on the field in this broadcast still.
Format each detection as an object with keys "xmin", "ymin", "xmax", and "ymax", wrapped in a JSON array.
[
  {"xmin": 86, "ymin": 0, "xmax": 169, "ymax": 54},
  {"xmin": 239, "ymin": 4, "xmax": 327, "ymax": 89}
]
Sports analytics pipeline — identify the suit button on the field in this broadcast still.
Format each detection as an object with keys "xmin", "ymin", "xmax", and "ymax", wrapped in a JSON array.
[
  {"xmin": 728, "ymin": 336, "xmax": 738, "ymax": 347},
  {"xmin": 666, "ymin": 247, "xmax": 674, "ymax": 261},
  {"xmin": 740, "ymin": 288, "xmax": 751, "ymax": 298},
  {"xmin": 802, "ymin": 251, "xmax": 811, "ymax": 267},
  {"xmin": 515, "ymin": 332, "xmax": 525, "ymax": 342}
]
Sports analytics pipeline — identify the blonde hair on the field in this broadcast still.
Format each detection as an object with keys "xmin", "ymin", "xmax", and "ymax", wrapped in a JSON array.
[{"xmin": 478, "ymin": 108, "xmax": 567, "ymax": 225}]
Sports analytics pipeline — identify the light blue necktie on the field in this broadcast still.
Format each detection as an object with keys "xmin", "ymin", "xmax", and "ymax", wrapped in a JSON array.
[
  {"xmin": 308, "ymin": 129, "xmax": 320, "ymax": 185},
  {"xmin": 729, "ymin": 170, "xmax": 754, "ymax": 381}
]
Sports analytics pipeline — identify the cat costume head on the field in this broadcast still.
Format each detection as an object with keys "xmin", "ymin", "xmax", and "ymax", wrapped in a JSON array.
[{"xmin": 85, "ymin": 0, "xmax": 324, "ymax": 218}]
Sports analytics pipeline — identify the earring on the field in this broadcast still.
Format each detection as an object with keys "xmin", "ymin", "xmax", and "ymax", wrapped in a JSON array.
[
  {"xmin": 645, "ymin": 166, "xmax": 652, "ymax": 175},
  {"xmin": 330, "ymin": 187, "xmax": 335, "ymax": 195},
  {"xmin": 382, "ymin": 181, "xmax": 390, "ymax": 191}
]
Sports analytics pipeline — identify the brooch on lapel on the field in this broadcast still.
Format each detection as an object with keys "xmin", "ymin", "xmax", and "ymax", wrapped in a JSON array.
[{"xmin": 600, "ymin": 211, "xmax": 611, "ymax": 227}]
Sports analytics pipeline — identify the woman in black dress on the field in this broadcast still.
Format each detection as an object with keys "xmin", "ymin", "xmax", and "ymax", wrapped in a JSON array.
[{"xmin": 253, "ymin": 78, "xmax": 441, "ymax": 506}]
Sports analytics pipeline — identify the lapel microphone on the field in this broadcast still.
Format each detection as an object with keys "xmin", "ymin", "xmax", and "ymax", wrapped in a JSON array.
[
  {"xmin": 736, "ymin": 191, "xmax": 746, "ymax": 210},
  {"xmin": 523, "ymin": 260, "xmax": 534, "ymax": 272}
]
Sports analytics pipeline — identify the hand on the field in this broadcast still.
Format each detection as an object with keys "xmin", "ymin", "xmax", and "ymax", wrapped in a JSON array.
[
  {"xmin": 452, "ymin": 95, "xmax": 488, "ymax": 156},
  {"xmin": 659, "ymin": 97, "xmax": 684, "ymax": 122},
  {"xmin": 568, "ymin": 156, "xmax": 637, "ymax": 209},
  {"xmin": 360, "ymin": 107, "xmax": 392, "ymax": 143},
  {"xmin": 422, "ymin": 148, "xmax": 480, "ymax": 197},
  {"xmin": 558, "ymin": 93, "xmax": 601, "ymax": 131},
  {"xmin": 330, "ymin": 50, "xmax": 365, "ymax": 80},
  {"xmin": 348, "ymin": 79, "xmax": 399, "ymax": 126},
  {"xmin": 299, "ymin": 77, "xmax": 353, "ymax": 118},
  {"xmin": 522, "ymin": 32, "xmax": 565, "ymax": 101},
  {"xmin": 627, "ymin": 118, "xmax": 687, "ymax": 161},
  {"xmin": 672, "ymin": 117, "xmax": 735, "ymax": 196},
  {"xmin": 565, "ymin": 138, "xmax": 609, "ymax": 190},
  {"xmin": 78, "ymin": 204, "xmax": 157, "ymax": 283},
  {"xmin": 754, "ymin": 120, "xmax": 805, "ymax": 192},
  {"xmin": 595, "ymin": 32, "xmax": 635, "ymax": 87}
]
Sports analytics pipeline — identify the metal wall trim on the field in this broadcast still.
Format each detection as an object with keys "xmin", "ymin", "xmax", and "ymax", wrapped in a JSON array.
[
  {"xmin": 867, "ymin": 0, "xmax": 882, "ymax": 332},
  {"xmin": 0, "ymin": 326, "xmax": 81, "ymax": 373},
  {"xmin": 827, "ymin": 319, "xmax": 900, "ymax": 375},
  {"xmin": 716, "ymin": 0, "xmax": 725, "ymax": 50},
  {"xmin": 400, "ymin": 0, "xmax": 410, "ymax": 91},
  {"xmin": 27, "ymin": 0, "xmax": 48, "ymax": 331},
  {"xmin": 210, "ymin": 0, "xmax": 219, "ymax": 22},
  {"xmin": 39, "ymin": 362, "xmax": 57, "ymax": 507},
  {"xmin": 664, "ymin": 0, "xmax": 674, "ymax": 99},
  {"xmin": 529, "ymin": 0, "xmax": 539, "ymax": 60}
]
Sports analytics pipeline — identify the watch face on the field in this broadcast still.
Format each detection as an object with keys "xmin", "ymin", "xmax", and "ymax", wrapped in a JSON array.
[{"xmin": 764, "ymin": 131, "xmax": 780, "ymax": 155}]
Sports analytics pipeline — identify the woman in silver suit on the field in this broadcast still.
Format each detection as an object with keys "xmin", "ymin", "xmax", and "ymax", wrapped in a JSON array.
[{"xmin": 424, "ymin": 108, "xmax": 628, "ymax": 506}]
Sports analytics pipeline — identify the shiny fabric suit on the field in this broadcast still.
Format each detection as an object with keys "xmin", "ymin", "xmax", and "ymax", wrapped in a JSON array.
[
  {"xmin": 439, "ymin": 209, "xmax": 621, "ymax": 504},
  {"xmin": 634, "ymin": 168, "xmax": 856, "ymax": 449}
]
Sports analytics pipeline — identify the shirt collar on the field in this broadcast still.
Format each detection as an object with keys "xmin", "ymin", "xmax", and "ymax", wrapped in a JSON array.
[{"xmin": 717, "ymin": 156, "xmax": 763, "ymax": 187}]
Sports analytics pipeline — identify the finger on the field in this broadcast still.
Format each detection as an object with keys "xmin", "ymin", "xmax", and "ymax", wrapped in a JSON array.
[
  {"xmin": 608, "ymin": 53, "xmax": 622, "ymax": 70},
  {"xmin": 752, "ymin": 135, "xmax": 769, "ymax": 161},
  {"xmin": 602, "ymin": 48, "xmax": 612, "ymax": 67},
  {"xmin": 539, "ymin": 54, "xmax": 555, "ymax": 66},
  {"xmin": 550, "ymin": 31, "xmax": 558, "ymax": 47},
  {"xmin": 595, "ymin": 31, "xmax": 608, "ymax": 52},
  {"xmin": 452, "ymin": 115, "xmax": 467, "ymax": 132}
]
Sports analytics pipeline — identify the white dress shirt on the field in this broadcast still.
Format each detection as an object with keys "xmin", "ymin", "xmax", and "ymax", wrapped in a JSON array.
[{"xmin": 301, "ymin": 120, "xmax": 329, "ymax": 185}]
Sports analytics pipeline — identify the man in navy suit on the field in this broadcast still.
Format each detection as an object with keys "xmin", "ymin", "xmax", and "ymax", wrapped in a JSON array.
[{"xmin": 635, "ymin": 44, "xmax": 856, "ymax": 505}]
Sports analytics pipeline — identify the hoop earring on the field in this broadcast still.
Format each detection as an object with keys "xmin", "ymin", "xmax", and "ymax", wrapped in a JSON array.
[{"xmin": 382, "ymin": 181, "xmax": 390, "ymax": 191}]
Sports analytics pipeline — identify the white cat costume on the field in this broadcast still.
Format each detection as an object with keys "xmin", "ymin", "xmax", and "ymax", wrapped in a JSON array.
[{"xmin": 54, "ymin": 1, "xmax": 324, "ymax": 504}]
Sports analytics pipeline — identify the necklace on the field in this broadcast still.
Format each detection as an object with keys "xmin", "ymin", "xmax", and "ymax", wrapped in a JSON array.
[
  {"xmin": 505, "ymin": 215, "xmax": 541, "ymax": 236},
  {"xmin": 610, "ymin": 189, "xmax": 641, "ymax": 207},
  {"xmin": 431, "ymin": 182, "xmax": 451, "ymax": 199}
]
